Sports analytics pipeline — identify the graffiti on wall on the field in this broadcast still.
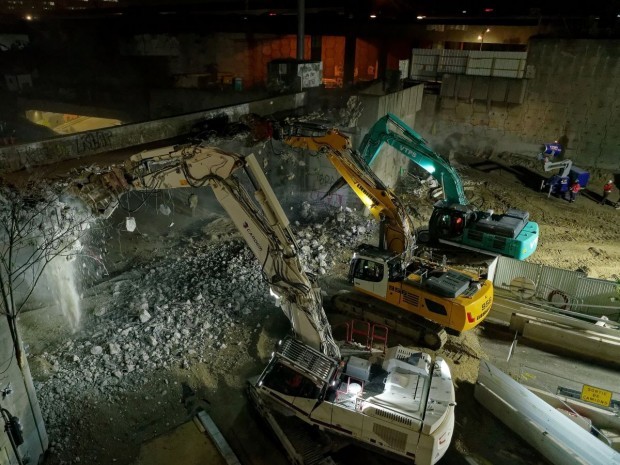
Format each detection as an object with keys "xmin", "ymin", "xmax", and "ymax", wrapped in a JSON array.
[
  {"xmin": 75, "ymin": 132, "xmax": 112, "ymax": 154},
  {"xmin": 309, "ymin": 191, "xmax": 346, "ymax": 208},
  {"xmin": 120, "ymin": 34, "xmax": 181, "ymax": 56},
  {"xmin": 298, "ymin": 62, "xmax": 322, "ymax": 89},
  {"xmin": 315, "ymin": 172, "xmax": 337, "ymax": 187}
]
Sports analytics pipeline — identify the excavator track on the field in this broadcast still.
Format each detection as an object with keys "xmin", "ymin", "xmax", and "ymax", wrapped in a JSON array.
[
  {"xmin": 246, "ymin": 382, "xmax": 345, "ymax": 465},
  {"xmin": 329, "ymin": 291, "xmax": 448, "ymax": 350}
]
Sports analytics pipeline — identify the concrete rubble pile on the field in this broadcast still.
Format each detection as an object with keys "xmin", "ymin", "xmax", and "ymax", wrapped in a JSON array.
[
  {"xmin": 33, "ymin": 205, "xmax": 374, "ymax": 462},
  {"xmin": 36, "ymin": 240, "xmax": 269, "ymax": 459},
  {"xmin": 294, "ymin": 204, "xmax": 374, "ymax": 275}
]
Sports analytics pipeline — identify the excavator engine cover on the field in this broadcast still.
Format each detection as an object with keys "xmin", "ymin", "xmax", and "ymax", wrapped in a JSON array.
[
  {"xmin": 472, "ymin": 208, "xmax": 529, "ymax": 239},
  {"xmin": 424, "ymin": 270, "xmax": 472, "ymax": 298}
]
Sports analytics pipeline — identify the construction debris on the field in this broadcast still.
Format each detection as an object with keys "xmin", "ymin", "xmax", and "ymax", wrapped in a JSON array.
[{"xmin": 32, "ymin": 207, "xmax": 374, "ymax": 464}]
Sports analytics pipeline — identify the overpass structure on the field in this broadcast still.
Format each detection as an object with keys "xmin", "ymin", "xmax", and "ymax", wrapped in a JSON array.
[{"xmin": 0, "ymin": 92, "xmax": 307, "ymax": 174}]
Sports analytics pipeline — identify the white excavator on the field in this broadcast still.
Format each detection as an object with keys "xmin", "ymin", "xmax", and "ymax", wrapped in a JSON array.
[{"xmin": 73, "ymin": 142, "xmax": 456, "ymax": 465}]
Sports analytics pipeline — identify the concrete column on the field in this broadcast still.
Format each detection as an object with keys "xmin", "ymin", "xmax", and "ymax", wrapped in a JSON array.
[
  {"xmin": 344, "ymin": 34, "xmax": 356, "ymax": 87},
  {"xmin": 297, "ymin": 0, "xmax": 305, "ymax": 60},
  {"xmin": 378, "ymin": 39, "xmax": 388, "ymax": 83},
  {"xmin": 310, "ymin": 35, "xmax": 322, "ymax": 61}
]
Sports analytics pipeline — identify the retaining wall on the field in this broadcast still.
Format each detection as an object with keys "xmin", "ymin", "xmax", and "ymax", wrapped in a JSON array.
[
  {"xmin": 0, "ymin": 322, "xmax": 48, "ymax": 465},
  {"xmin": 416, "ymin": 39, "xmax": 620, "ymax": 172}
]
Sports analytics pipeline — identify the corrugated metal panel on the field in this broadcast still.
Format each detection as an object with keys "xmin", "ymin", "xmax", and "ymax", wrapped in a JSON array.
[
  {"xmin": 494, "ymin": 58, "xmax": 521, "ymax": 71},
  {"xmin": 575, "ymin": 277, "xmax": 620, "ymax": 320},
  {"xmin": 445, "ymin": 49, "xmax": 469, "ymax": 56},
  {"xmin": 465, "ymin": 51, "xmax": 526, "ymax": 79},
  {"xmin": 537, "ymin": 266, "xmax": 580, "ymax": 301},
  {"xmin": 412, "ymin": 50, "xmax": 526, "ymax": 80},
  {"xmin": 410, "ymin": 49, "xmax": 440, "ymax": 80},
  {"xmin": 411, "ymin": 49, "xmax": 526, "ymax": 80},
  {"xmin": 412, "ymin": 48, "xmax": 433, "ymax": 55},
  {"xmin": 492, "ymin": 256, "xmax": 541, "ymax": 291},
  {"xmin": 467, "ymin": 61, "xmax": 492, "ymax": 76},
  {"xmin": 467, "ymin": 51, "xmax": 493, "ymax": 76},
  {"xmin": 494, "ymin": 258, "xmax": 620, "ymax": 320},
  {"xmin": 438, "ymin": 49, "xmax": 468, "ymax": 75},
  {"xmin": 493, "ymin": 58, "xmax": 525, "ymax": 78}
]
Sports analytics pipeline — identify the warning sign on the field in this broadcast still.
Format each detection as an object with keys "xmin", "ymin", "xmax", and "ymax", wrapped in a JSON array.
[{"xmin": 580, "ymin": 384, "xmax": 612, "ymax": 407}]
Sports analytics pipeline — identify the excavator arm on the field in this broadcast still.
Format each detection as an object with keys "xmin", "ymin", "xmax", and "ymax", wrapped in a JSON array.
[
  {"xmin": 277, "ymin": 124, "xmax": 416, "ymax": 265},
  {"xmin": 359, "ymin": 112, "xmax": 468, "ymax": 205},
  {"xmin": 541, "ymin": 158, "xmax": 573, "ymax": 178},
  {"xmin": 74, "ymin": 143, "xmax": 340, "ymax": 358}
]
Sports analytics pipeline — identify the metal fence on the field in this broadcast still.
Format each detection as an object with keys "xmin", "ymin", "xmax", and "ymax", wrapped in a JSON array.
[
  {"xmin": 410, "ymin": 49, "xmax": 527, "ymax": 81},
  {"xmin": 492, "ymin": 256, "xmax": 620, "ymax": 322}
]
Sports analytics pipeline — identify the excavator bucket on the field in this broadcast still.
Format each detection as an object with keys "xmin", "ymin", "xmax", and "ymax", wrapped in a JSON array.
[{"xmin": 72, "ymin": 167, "xmax": 129, "ymax": 218}]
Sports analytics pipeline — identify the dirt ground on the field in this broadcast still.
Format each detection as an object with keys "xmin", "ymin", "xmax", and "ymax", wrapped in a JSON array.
[{"xmin": 19, "ymin": 144, "xmax": 620, "ymax": 465}]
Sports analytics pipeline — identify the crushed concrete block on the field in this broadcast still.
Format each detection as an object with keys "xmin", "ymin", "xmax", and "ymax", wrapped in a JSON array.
[
  {"xmin": 90, "ymin": 346, "xmax": 103, "ymax": 355},
  {"xmin": 139, "ymin": 310, "xmax": 151, "ymax": 323}
]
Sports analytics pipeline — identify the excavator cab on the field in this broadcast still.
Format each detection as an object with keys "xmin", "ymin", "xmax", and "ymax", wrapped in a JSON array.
[
  {"xmin": 428, "ymin": 204, "xmax": 469, "ymax": 240},
  {"xmin": 347, "ymin": 245, "xmax": 406, "ymax": 295},
  {"xmin": 348, "ymin": 254, "xmax": 390, "ymax": 298}
]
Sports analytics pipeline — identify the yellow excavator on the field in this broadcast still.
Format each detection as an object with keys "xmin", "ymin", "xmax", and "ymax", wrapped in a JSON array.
[{"xmin": 271, "ymin": 122, "xmax": 494, "ymax": 349}]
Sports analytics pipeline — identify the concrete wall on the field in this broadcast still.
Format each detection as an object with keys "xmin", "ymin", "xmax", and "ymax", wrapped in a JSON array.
[
  {"xmin": 127, "ymin": 32, "xmax": 311, "ymax": 91},
  {"xmin": 258, "ymin": 85, "xmax": 424, "ymax": 212},
  {"xmin": 0, "ymin": 321, "xmax": 48, "ymax": 465},
  {"xmin": 0, "ymin": 84, "xmax": 423, "ymax": 217},
  {"xmin": 416, "ymin": 39, "xmax": 620, "ymax": 172},
  {"xmin": 0, "ymin": 93, "xmax": 306, "ymax": 174},
  {"xmin": 358, "ymin": 84, "xmax": 424, "ymax": 188},
  {"xmin": 0, "ymin": 84, "xmax": 422, "ymax": 201}
]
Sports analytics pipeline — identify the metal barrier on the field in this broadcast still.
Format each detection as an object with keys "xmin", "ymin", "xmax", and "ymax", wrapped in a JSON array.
[
  {"xmin": 494, "ymin": 256, "xmax": 620, "ymax": 322},
  {"xmin": 333, "ymin": 319, "xmax": 390, "ymax": 352},
  {"xmin": 516, "ymin": 364, "xmax": 620, "ymax": 413}
]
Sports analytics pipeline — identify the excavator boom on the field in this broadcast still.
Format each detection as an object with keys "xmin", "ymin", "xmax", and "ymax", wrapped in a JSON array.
[
  {"xmin": 281, "ymin": 127, "xmax": 416, "ymax": 265},
  {"xmin": 360, "ymin": 113, "xmax": 467, "ymax": 204},
  {"xmin": 75, "ymin": 144, "xmax": 340, "ymax": 358}
]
